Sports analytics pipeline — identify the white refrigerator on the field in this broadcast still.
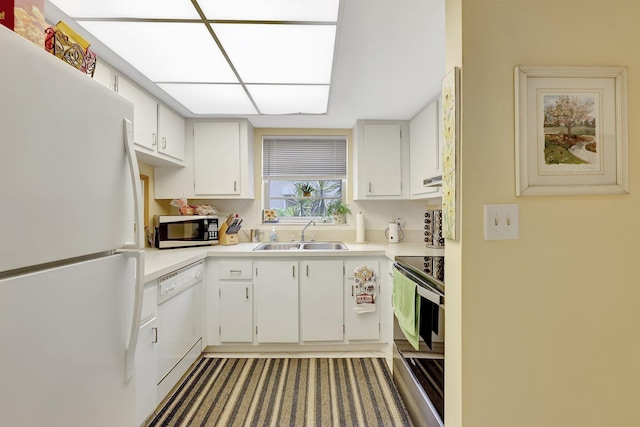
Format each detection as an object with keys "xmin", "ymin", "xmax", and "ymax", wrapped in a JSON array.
[{"xmin": 0, "ymin": 27, "xmax": 145, "ymax": 426}]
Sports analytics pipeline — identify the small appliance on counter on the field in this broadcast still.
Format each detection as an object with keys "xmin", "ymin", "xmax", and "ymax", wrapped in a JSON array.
[
  {"xmin": 219, "ymin": 214, "xmax": 243, "ymax": 245},
  {"xmin": 154, "ymin": 215, "xmax": 218, "ymax": 249},
  {"xmin": 385, "ymin": 221, "xmax": 405, "ymax": 243}
]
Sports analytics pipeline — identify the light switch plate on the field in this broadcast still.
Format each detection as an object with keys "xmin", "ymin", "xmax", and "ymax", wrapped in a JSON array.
[{"xmin": 484, "ymin": 204, "xmax": 519, "ymax": 240}]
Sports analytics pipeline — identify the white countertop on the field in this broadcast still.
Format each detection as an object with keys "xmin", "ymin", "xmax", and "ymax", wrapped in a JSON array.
[{"xmin": 143, "ymin": 241, "xmax": 443, "ymax": 282}]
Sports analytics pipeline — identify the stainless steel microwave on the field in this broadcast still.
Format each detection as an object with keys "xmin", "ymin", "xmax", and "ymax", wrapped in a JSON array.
[{"xmin": 154, "ymin": 215, "xmax": 218, "ymax": 249}]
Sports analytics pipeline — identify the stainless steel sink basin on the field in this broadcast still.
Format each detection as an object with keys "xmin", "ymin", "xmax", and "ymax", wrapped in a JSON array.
[
  {"xmin": 301, "ymin": 242, "xmax": 348, "ymax": 250},
  {"xmin": 253, "ymin": 241, "xmax": 348, "ymax": 251},
  {"xmin": 253, "ymin": 242, "xmax": 301, "ymax": 251}
]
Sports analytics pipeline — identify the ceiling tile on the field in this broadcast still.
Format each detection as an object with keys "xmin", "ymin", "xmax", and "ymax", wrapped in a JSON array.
[
  {"xmin": 248, "ymin": 85, "xmax": 329, "ymax": 114},
  {"xmin": 77, "ymin": 22, "xmax": 238, "ymax": 83},
  {"xmin": 158, "ymin": 83, "xmax": 258, "ymax": 114},
  {"xmin": 50, "ymin": 0, "xmax": 200, "ymax": 19},
  {"xmin": 213, "ymin": 24, "xmax": 336, "ymax": 84},
  {"xmin": 197, "ymin": 0, "xmax": 339, "ymax": 22}
]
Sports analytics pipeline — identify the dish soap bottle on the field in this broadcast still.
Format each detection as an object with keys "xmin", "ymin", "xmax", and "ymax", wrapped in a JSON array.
[{"xmin": 270, "ymin": 227, "xmax": 277, "ymax": 242}]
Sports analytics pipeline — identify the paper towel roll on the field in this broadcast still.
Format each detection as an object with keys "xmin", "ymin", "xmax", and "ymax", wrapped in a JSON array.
[{"xmin": 356, "ymin": 212, "xmax": 365, "ymax": 243}]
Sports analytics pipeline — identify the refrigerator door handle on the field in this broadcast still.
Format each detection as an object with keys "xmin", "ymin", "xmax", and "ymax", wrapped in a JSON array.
[
  {"xmin": 123, "ymin": 118, "xmax": 144, "ymax": 250},
  {"xmin": 120, "ymin": 249, "xmax": 145, "ymax": 383}
]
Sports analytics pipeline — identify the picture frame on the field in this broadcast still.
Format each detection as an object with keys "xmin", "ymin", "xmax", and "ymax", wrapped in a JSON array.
[
  {"xmin": 441, "ymin": 66, "xmax": 460, "ymax": 240},
  {"xmin": 515, "ymin": 66, "xmax": 628, "ymax": 196}
]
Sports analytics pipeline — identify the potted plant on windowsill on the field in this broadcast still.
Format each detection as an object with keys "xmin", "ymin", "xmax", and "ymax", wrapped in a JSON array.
[
  {"xmin": 296, "ymin": 182, "xmax": 314, "ymax": 197},
  {"xmin": 327, "ymin": 200, "xmax": 351, "ymax": 224}
]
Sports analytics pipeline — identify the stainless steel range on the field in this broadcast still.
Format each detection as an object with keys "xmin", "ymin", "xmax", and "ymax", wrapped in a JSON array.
[{"xmin": 393, "ymin": 255, "xmax": 445, "ymax": 427}]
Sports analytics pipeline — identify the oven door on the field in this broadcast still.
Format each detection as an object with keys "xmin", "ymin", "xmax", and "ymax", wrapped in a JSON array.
[{"xmin": 392, "ymin": 265, "xmax": 445, "ymax": 426}]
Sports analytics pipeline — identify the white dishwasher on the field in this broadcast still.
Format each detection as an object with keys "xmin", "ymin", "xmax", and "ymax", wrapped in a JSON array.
[{"xmin": 157, "ymin": 261, "xmax": 203, "ymax": 402}]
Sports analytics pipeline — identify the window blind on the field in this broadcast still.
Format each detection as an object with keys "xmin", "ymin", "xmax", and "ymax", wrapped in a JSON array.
[{"xmin": 263, "ymin": 136, "xmax": 347, "ymax": 179}]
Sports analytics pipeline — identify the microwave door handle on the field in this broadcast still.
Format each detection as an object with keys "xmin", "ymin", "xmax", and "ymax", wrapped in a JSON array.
[{"xmin": 123, "ymin": 118, "xmax": 144, "ymax": 250}]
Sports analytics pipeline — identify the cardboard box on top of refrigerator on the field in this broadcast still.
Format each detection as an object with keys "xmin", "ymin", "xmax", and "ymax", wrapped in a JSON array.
[{"xmin": 0, "ymin": 0, "xmax": 46, "ymax": 47}]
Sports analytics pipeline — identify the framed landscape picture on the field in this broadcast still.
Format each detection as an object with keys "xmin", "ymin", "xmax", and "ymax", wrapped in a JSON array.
[
  {"xmin": 514, "ymin": 66, "xmax": 628, "ymax": 196},
  {"xmin": 441, "ymin": 66, "xmax": 460, "ymax": 240}
]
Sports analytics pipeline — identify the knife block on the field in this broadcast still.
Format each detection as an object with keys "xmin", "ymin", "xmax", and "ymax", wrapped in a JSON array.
[{"xmin": 218, "ymin": 222, "xmax": 239, "ymax": 246}]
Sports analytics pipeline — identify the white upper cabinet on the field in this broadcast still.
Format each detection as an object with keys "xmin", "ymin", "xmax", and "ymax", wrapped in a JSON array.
[
  {"xmin": 116, "ymin": 75, "xmax": 184, "ymax": 166},
  {"xmin": 154, "ymin": 119, "xmax": 255, "ymax": 200},
  {"xmin": 353, "ymin": 120, "xmax": 410, "ymax": 200},
  {"xmin": 157, "ymin": 105, "xmax": 185, "ymax": 161},
  {"xmin": 193, "ymin": 121, "xmax": 254, "ymax": 198},
  {"xmin": 409, "ymin": 96, "xmax": 442, "ymax": 199}
]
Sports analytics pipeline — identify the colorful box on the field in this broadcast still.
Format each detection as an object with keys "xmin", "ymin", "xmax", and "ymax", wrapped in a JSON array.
[
  {"xmin": 0, "ymin": 0, "xmax": 46, "ymax": 47},
  {"xmin": 44, "ymin": 21, "xmax": 97, "ymax": 77}
]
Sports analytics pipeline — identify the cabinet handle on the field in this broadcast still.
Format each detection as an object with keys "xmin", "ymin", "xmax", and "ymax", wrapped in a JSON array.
[
  {"xmin": 229, "ymin": 269, "xmax": 242, "ymax": 274},
  {"xmin": 234, "ymin": 181, "xmax": 237, "ymax": 192},
  {"xmin": 246, "ymin": 287, "xmax": 249, "ymax": 299},
  {"xmin": 292, "ymin": 265, "xmax": 295, "ymax": 278},
  {"xmin": 368, "ymin": 182, "xmax": 372, "ymax": 193},
  {"xmin": 152, "ymin": 133, "xmax": 157, "ymax": 146},
  {"xmin": 306, "ymin": 265, "xmax": 309, "ymax": 277},
  {"xmin": 162, "ymin": 137, "xmax": 167, "ymax": 149},
  {"xmin": 152, "ymin": 327, "xmax": 158, "ymax": 344}
]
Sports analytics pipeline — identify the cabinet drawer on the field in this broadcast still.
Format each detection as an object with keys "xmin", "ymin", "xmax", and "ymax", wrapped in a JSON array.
[{"xmin": 219, "ymin": 261, "xmax": 253, "ymax": 280}]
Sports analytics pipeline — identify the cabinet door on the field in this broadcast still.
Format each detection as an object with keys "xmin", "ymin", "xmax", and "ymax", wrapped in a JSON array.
[
  {"xmin": 193, "ymin": 121, "xmax": 241, "ymax": 195},
  {"xmin": 92, "ymin": 58, "xmax": 115, "ymax": 91},
  {"xmin": 363, "ymin": 124, "xmax": 402, "ymax": 196},
  {"xmin": 344, "ymin": 259, "xmax": 380, "ymax": 340},
  {"xmin": 410, "ymin": 98, "xmax": 441, "ymax": 198},
  {"xmin": 135, "ymin": 317, "xmax": 157, "ymax": 427},
  {"xmin": 255, "ymin": 260, "xmax": 298, "ymax": 343},
  {"xmin": 157, "ymin": 104, "xmax": 185, "ymax": 161},
  {"xmin": 220, "ymin": 282, "xmax": 253, "ymax": 342},
  {"xmin": 117, "ymin": 76, "xmax": 158, "ymax": 151},
  {"xmin": 300, "ymin": 260, "xmax": 343, "ymax": 341}
]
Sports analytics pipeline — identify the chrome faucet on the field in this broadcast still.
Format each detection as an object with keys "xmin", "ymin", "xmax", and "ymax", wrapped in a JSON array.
[{"xmin": 300, "ymin": 220, "xmax": 315, "ymax": 242}]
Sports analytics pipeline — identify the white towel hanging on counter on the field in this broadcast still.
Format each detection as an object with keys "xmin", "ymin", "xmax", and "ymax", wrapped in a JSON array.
[{"xmin": 354, "ymin": 266, "xmax": 376, "ymax": 314}]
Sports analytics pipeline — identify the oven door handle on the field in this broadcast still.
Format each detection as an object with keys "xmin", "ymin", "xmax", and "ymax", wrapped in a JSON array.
[
  {"xmin": 393, "ymin": 266, "xmax": 444, "ymax": 306},
  {"xmin": 415, "ymin": 283, "xmax": 444, "ymax": 306}
]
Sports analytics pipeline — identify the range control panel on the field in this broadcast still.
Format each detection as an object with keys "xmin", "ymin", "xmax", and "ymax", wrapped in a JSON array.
[{"xmin": 158, "ymin": 261, "xmax": 203, "ymax": 304}]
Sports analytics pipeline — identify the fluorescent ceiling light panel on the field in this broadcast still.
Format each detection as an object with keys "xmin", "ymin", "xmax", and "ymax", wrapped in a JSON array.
[
  {"xmin": 49, "ymin": 0, "xmax": 199, "ymax": 19},
  {"xmin": 247, "ymin": 85, "xmax": 329, "ymax": 114},
  {"xmin": 197, "ymin": 0, "xmax": 339, "ymax": 22},
  {"xmin": 213, "ymin": 24, "xmax": 336, "ymax": 84},
  {"xmin": 77, "ymin": 22, "xmax": 238, "ymax": 83},
  {"xmin": 158, "ymin": 84, "xmax": 258, "ymax": 115}
]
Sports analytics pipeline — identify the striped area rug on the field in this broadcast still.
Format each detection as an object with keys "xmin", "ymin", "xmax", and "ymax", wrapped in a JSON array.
[{"xmin": 146, "ymin": 358, "xmax": 413, "ymax": 427}]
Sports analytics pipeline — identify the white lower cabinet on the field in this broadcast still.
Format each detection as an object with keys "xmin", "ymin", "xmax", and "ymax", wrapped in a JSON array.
[
  {"xmin": 207, "ymin": 256, "xmax": 387, "ymax": 348},
  {"xmin": 344, "ymin": 259, "xmax": 381, "ymax": 341},
  {"xmin": 255, "ymin": 260, "xmax": 299, "ymax": 343},
  {"xmin": 135, "ymin": 281, "xmax": 158, "ymax": 426},
  {"xmin": 219, "ymin": 282, "xmax": 253, "ymax": 342},
  {"xmin": 300, "ymin": 259, "xmax": 344, "ymax": 341},
  {"xmin": 215, "ymin": 260, "xmax": 254, "ymax": 343}
]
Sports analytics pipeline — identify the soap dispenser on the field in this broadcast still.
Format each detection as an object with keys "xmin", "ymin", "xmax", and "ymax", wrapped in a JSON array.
[{"xmin": 270, "ymin": 227, "xmax": 277, "ymax": 242}]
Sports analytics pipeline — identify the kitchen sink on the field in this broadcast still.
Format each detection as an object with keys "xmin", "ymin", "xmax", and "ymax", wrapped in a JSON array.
[
  {"xmin": 253, "ymin": 242, "xmax": 301, "ymax": 251},
  {"xmin": 301, "ymin": 242, "xmax": 348, "ymax": 250},
  {"xmin": 253, "ymin": 242, "xmax": 348, "ymax": 251}
]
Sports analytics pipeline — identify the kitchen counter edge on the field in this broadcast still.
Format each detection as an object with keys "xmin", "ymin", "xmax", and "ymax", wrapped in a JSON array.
[{"xmin": 143, "ymin": 242, "xmax": 442, "ymax": 283}]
